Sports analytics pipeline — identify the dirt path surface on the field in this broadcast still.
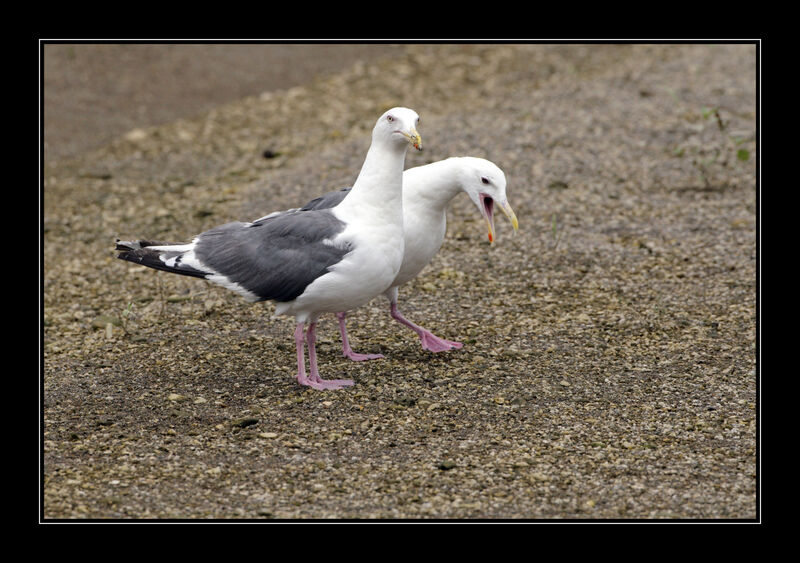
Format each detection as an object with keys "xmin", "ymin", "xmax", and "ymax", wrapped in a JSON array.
[
  {"xmin": 43, "ymin": 44, "xmax": 403, "ymax": 160},
  {"xmin": 42, "ymin": 43, "xmax": 758, "ymax": 520}
]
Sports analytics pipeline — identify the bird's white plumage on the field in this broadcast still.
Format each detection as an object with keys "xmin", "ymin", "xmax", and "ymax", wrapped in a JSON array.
[
  {"xmin": 273, "ymin": 107, "xmax": 419, "ymax": 321},
  {"xmin": 386, "ymin": 156, "xmax": 510, "ymax": 293},
  {"xmin": 326, "ymin": 156, "xmax": 517, "ymax": 359}
]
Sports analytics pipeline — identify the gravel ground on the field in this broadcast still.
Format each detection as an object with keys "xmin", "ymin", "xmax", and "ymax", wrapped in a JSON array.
[{"xmin": 42, "ymin": 43, "xmax": 758, "ymax": 520}]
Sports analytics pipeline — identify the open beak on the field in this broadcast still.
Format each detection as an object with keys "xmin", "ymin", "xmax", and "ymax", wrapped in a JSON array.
[
  {"xmin": 401, "ymin": 129, "xmax": 422, "ymax": 151},
  {"xmin": 479, "ymin": 193, "xmax": 518, "ymax": 244}
]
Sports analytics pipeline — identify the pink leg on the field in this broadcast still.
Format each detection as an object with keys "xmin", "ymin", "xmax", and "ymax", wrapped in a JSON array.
[
  {"xmin": 306, "ymin": 322, "xmax": 354, "ymax": 389},
  {"xmin": 390, "ymin": 303, "xmax": 463, "ymax": 352},
  {"xmin": 294, "ymin": 322, "xmax": 325, "ymax": 390},
  {"xmin": 337, "ymin": 312, "xmax": 384, "ymax": 361},
  {"xmin": 294, "ymin": 322, "xmax": 353, "ymax": 390}
]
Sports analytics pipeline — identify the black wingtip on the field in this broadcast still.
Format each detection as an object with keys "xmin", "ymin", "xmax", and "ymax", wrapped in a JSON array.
[
  {"xmin": 115, "ymin": 248, "xmax": 139, "ymax": 263},
  {"xmin": 114, "ymin": 243, "xmax": 209, "ymax": 280},
  {"xmin": 115, "ymin": 238, "xmax": 175, "ymax": 251}
]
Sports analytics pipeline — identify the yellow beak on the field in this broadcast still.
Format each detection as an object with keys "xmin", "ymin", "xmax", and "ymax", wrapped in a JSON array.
[
  {"xmin": 486, "ymin": 216, "xmax": 496, "ymax": 244},
  {"xmin": 500, "ymin": 200, "xmax": 519, "ymax": 231},
  {"xmin": 403, "ymin": 129, "xmax": 422, "ymax": 151},
  {"xmin": 485, "ymin": 200, "xmax": 518, "ymax": 244}
]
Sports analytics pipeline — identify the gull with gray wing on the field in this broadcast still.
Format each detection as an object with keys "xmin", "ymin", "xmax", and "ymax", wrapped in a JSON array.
[{"xmin": 117, "ymin": 107, "xmax": 422, "ymax": 390}]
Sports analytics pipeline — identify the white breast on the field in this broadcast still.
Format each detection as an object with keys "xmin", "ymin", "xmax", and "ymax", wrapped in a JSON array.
[
  {"xmin": 280, "ymin": 206, "xmax": 405, "ymax": 318},
  {"xmin": 392, "ymin": 207, "xmax": 447, "ymax": 288}
]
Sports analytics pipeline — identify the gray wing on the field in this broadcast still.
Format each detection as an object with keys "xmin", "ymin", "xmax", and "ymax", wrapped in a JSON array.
[
  {"xmin": 299, "ymin": 187, "xmax": 351, "ymax": 211},
  {"xmin": 195, "ymin": 208, "xmax": 351, "ymax": 302},
  {"xmin": 250, "ymin": 187, "xmax": 352, "ymax": 225}
]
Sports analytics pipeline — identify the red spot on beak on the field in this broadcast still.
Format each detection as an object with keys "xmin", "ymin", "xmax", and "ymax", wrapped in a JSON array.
[{"xmin": 480, "ymin": 193, "xmax": 496, "ymax": 244}]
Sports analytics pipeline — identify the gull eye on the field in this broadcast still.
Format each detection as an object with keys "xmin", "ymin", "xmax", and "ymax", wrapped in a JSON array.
[
  {"xmin": 481, "ymin": 177, "xmax": 490, "ymax": 185},
  {"xmin": 387, "ymin": 115, "xmax": 394, "ymax": 122}
]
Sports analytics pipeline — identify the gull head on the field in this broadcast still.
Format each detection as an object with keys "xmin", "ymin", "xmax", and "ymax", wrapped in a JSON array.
[
  {"xmin": 374, "ymin": 107, "xmax": 422, "ymax": 151},
  {"xmin": 460, "ymin": 157, "xmax": 518, "ymax": 244}
]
